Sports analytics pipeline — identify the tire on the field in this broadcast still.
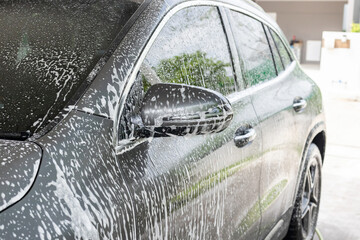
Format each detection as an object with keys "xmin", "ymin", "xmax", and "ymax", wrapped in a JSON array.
[{"xmin": 285, "ymin": 144, "xmax": 322, "ymax": 240}]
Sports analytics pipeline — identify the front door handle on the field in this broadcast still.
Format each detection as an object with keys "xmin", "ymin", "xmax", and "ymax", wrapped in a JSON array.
[
  {"xmin": 234, "ymin": 127, "xmax": 256, "ymax": 148},
  {"xmin": 293, "ymin": 97, "xmax": 307, "ymax": 113}
]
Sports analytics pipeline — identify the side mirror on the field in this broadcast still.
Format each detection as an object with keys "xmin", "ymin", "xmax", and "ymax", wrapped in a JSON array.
[{"xmin": 140, "ymin": 83, "xmax": 233, "ymax": 137}]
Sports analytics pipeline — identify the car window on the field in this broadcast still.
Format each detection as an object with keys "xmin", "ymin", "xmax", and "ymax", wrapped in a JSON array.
[
  {"xmin": 270, "ymin": 29, "xmax": 292, "ymax": 68},
  {"xmin": 142, "ymin": 6, "xmax": 236, "ymax": 96},
  {"xmin": 229, "ymin": 10, "xmax": 277, "ymax": 87},
  {"xmin": 119, "ymin": 6, "xmax": 236, "ymax": 141},
  {"xmin": 265, "ymin": 26, "xmax": 284, "ymax": 74}
]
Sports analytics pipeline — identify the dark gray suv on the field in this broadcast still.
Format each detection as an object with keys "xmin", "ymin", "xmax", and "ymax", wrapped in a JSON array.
[{"xmin": 0, "ymin": 0, "xmax": 326, "ymax": 239}]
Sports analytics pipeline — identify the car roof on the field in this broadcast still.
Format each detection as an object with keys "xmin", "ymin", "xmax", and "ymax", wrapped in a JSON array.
[
  {"xmin": 163, "ymin": 0, "xmax": 265, "ymax": 12},
  {"xmin": 160, "ymin": 0, "xmax": 282, "ymax": 36}
]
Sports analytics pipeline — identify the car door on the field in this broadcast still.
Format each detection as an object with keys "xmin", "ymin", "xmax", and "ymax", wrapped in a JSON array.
[
  {"xmin": 264, "ymin": 27, "xmax": 321, "ymax": 238},
  {"xmin": 227, "ymin": 10, "xmax": 302, "ymax": 239},
  {"xmin": 115, "ymin": 5, "xmax": 263, "ymax": 239}
]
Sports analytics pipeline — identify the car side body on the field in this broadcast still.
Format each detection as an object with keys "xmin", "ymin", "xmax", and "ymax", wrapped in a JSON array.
[{"xmin": 0, "ymin": 0, "xmax": 326, "ymax": 239}]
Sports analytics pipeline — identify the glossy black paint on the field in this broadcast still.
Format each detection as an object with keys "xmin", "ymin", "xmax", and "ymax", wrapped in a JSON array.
[{"xmin": 0, "ymin": 0, "xmax": 326, "ymax": 239}]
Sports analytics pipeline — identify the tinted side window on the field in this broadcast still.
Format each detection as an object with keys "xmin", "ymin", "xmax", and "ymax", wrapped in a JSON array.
[
  {"xmin": 270, "ymin": 29, "xmax": 292, "ymax": 68},
  {"xmin": 142, "ymin": 6, "xmax": 235, "ymax": 96},
  {"xmin": 265, "ymin": 26, "xmax": 284, "ymax": 74},
  {"xmin": 230, "ymin": 11, "xmax": 276, "ymax": 87}
]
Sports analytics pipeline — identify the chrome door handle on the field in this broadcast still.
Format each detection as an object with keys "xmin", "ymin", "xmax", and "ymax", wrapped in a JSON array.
[
  {"xmin": 234, "ymin": 128, "xmax": 256, "ymax": 148},
  {"xmin": 293, "ymin": 98, "xmax": 307, "ymax": 113}
]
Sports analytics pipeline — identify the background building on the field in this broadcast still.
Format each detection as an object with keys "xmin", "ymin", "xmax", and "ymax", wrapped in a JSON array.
[{"xmin": 256, "ymin": 0, "xmax": 359, "ymax": 64}]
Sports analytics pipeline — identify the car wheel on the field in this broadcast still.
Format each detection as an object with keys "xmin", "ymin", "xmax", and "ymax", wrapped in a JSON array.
[{"xmin": 285, "ymin": 143, "xmax": 322, "ymax": 240}]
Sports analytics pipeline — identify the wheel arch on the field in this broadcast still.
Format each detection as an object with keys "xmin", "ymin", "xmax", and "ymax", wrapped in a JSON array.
[
  {"xmin": 311, "ymin": 130, "xmax": 326, "ymax": 163},
  {"xmin": 292, "ymin": 121, "xmax": 326, "ymax": 206},
  {"xmin": 283, "ymin": 121, "xmax": 326, "ymax": 238}
]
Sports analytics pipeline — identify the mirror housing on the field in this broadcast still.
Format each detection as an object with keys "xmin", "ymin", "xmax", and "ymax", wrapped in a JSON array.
[{"xmin": 140, "ymin": 83, "xmax": 233, "ymax": 137}]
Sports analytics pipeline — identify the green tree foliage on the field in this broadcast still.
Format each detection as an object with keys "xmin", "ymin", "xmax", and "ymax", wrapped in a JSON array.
[
  {"xmin": 154, "ymin": 51, "xmax": 235, "ymax": 95},
  {"xmin": 245, "ymin": 58, "xmax": 277, "ymax": 86}
]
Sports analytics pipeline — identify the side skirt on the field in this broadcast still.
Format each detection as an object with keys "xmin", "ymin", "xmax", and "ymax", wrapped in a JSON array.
[{"xmin": 264, "ymin": 207, "xmax": 293, "ymax": 240}]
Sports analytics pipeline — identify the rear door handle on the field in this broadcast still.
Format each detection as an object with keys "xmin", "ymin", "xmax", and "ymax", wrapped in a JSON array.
[
  {"xmin": 234, "ymin": 127, "xmax": 256, "ymax": 148},
  {"xmin": 293, "ymin": 98, "xmax": 307, "ymax": 113}
]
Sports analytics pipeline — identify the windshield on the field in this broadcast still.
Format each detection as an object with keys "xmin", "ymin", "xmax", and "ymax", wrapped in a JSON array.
[{"xmin": 0, "ymin": 0, "xmax": 143, "ymax": 140}]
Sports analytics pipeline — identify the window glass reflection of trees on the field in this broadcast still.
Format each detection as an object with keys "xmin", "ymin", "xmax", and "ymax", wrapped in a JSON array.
[
  {"xmin": 270, "ymin": 29, "xmax": 292, "ymax": 68},
  {"xmin": 142, "ymin": 6, "xmax": 235, "ymax": 96},
  {"xmin": 119, "ymin": 6, "xmax": 236, "ymax": 141},
  {"xmin": 230, "ymin": 11, "xmax": 277, "ymax": 87},
  {"xmin": 265, "ymin": 27, "xmax": 284, "ymax": 74}
]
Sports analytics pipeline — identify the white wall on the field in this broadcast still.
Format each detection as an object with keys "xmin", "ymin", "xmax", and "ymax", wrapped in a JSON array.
[{"xmin": 257, "ymin": 1, "xmax": 346, "ymax": 63}]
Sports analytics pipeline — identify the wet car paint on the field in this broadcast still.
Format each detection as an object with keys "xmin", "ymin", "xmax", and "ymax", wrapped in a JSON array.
[
  {"xmin": 116, "ymin": 92, "xmax": 263, "ymax": 239},
  {"xmin": 1, "ymin": 111, "xmax": 137, "ymax": 239},
  {"xmin": 0, "ymin": 0, "xmax": 326, "ymax": 239},
  {"xmin": 0, "ymin": 141, "xmax": 42, "ymax": 212},
  {"xmin": 250, "ymin": 63, "xmax": 323, "ymax": 239}
]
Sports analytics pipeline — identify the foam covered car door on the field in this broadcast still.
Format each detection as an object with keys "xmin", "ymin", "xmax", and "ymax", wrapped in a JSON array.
[
  {"xmin": 116, "ymin": 84, "xmax": 262, "ymax": 239},
  {"xmin": 254, "ymin": 38, "xmax": 309, "ymax": 238},
  {"xmin": 115, "ymin": 5, "xmax": 263, "ymax": 239},
  {"xmin": 227, "ymin": 9, "xmax": 300, "ymax": 238},
  {"xmin": 250, "ymin": 69, "xmax": 299, "ymax": 238}
]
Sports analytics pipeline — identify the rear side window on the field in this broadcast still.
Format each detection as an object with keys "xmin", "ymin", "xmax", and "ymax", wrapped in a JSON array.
[
  {"xmin": 142, "ymin": 6, "xmax": 236, "ymax": 96},
  {"xmin": 270, "ymin": 29, "xmax": 292, "ymax": 68},
  {"xmin": 230, "ymin": 10, "xmax": 276, "ymax": 87},
  {"xmin": 265, "ymin": 27, "xmax": 284, "ymax": 74}
]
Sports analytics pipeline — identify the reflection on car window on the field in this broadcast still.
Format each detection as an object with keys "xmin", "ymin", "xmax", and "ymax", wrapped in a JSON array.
[
  {"xmin": 119, "ymin": 6, "xmax": 236, "ymax": 142},
  {"xmin": 0, "ymin": 0, "xmax": 142, "ymax": 137},
  {"xmin": 270, "ymin": 29, "xmax": 292, "ymax": 68},
  {"xmin": 265, "ymin": 27, "xmax": 284, "ymax": 74},
  {"xmin": 142, "ymin": 6, "xmax": 235, "ymax": 96},
  {"xmin": 230, "ymin": 11, "xmax": 276, "ymax": 87}
]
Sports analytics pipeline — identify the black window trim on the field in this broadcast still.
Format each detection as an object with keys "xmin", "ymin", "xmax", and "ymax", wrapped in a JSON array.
[
  {"xmin": 266, "ymin": 26, "xmax": 285, "ymax": 71},
  {"xmin": 219, "ymin": 5, "xmax": 296, "ymax": 65},
  {"xmin": 268, "ymin": 28, "xmax": 293, "ymax": 66},
  {"xmin": 219, "ymin": 6, "xmax": 244, "ymax": 92},
  {"xmin": 262, "ymin": 22, "xmax": 279, "ymax": 76},
  {"xmin": 225, "ymin": 9, "xmax": 279, "ymax": 87},
  {"xmin": 209, "ymin": 3, "xmax": 297, "ymax": 101},
  {"xmin": 223, "ymin": 8, "xmax": 254, "ymax": 89}
]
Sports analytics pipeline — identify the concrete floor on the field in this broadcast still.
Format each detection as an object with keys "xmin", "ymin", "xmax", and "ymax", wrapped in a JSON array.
[{"xmin": 302, "ymin": 65, "xmax": 360, "ymax": 240}]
